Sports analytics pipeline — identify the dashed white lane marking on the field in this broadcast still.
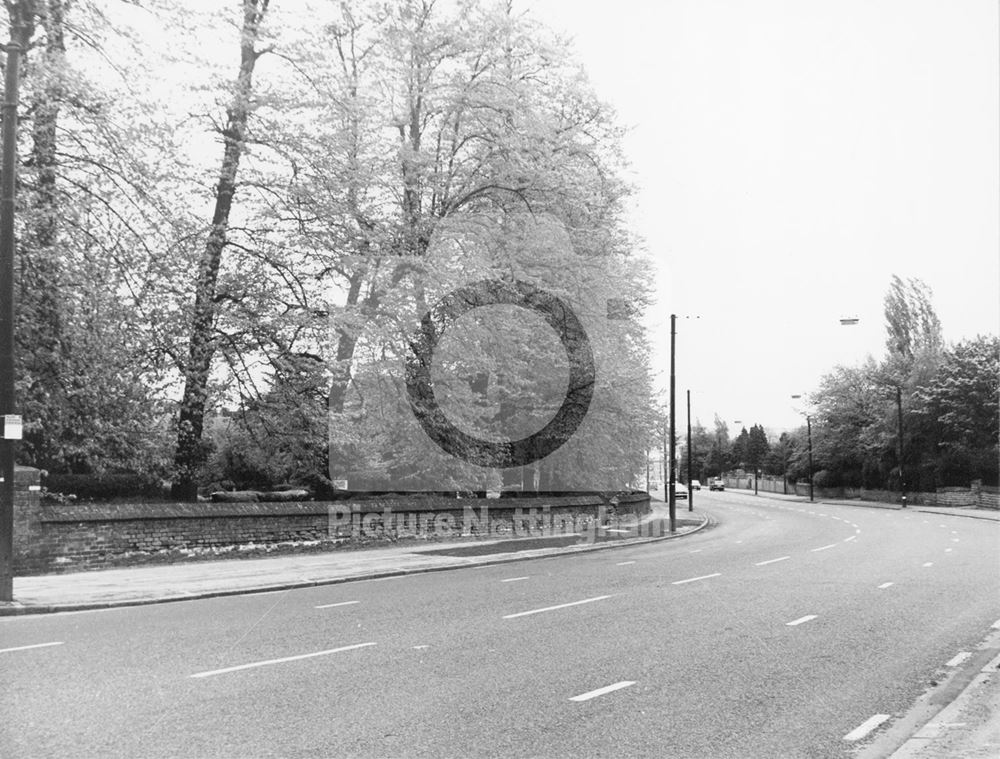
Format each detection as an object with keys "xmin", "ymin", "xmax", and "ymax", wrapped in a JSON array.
[
  {"xmin": 672, "ymin": 573, "xmax": 722, "ymax": 585},
  {"xmin": 615, "ymin": 561, "xmax": 636, "ymax": 566},
  {"xmin": 501, "ymin": 576, "xmax": 531, "ymax": 582},
  {"xmin": 951, "ymin": 538, "xmax": 960, "ymax": 542},
  {"xmin": 945, "ymin": 548, "xmax": 953, "ymax": 553},
  {"xmin": 844, "ymin": 536, "xmax": 857, "ymax": 542},
  {"xmin": 877, "ymin": 582, "xmax": 894, "ymax": 589},
  {"xmin": 413, "ymin": 645, "xmax": 429, "ymax": 650},
  {"xmin": 786, "ymin": 615, "xmax": 818, "ymax": 626},
  {"xmin": 844, "ymin": 714, "xmax": 891, "ymax": 741},
  {"xmin": 735, "ymin": 540, "xmax": 744, "ymax": 544},
  {"xmin": 503, "ymin": 595, "xmax": 613, "ymax": 619},
  {"xmin": 946, "ymin": 652, "xmax": 972, "ymax": 667},
  {"xmin": 811, "ymin": 544, "xmax": 838, "ymax": 552},
  {"xmin": 689, "ymin": 549, "xmax": 702, "ymax": 553},
  {"xmin": 314, "ymin": 600, "xmax": 360, "ymax": 609},
  {"xmin": 922, "ymin": 562, "xmax": 934, "ymax": 567},
  {"xmin": 755, "ymin": 556, "xmax": 790, "ymax": 566},
  {"xmin": 190, "ymin": 642, "xmax": 377, "ymax": 678},
  {"xmin": 0, "ymin": 641, "xmax": 64, "ymax": 654},
  {"xmin": 569, "ymin": 681, "xmax": 636, "ymax": 702}
]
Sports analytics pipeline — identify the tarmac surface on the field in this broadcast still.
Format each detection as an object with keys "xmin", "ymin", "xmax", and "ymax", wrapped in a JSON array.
[{"xmin": 2, "ymin": 491, "xmax": 997, "ymax": 758}]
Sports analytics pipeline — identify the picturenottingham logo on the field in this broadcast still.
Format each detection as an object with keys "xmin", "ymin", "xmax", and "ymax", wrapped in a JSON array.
[{"xmin": 328, "ymin": 211, "xmax": 641, "ymax": 494}]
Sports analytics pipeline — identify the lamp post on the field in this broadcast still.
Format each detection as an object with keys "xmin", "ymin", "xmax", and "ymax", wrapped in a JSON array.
[
  {"xmin": 791, "ymin": 396, "xmax": 814, "ymax": 502},
  {"xmin": 686, "ymin": 389, "xmax": 693, "ymax": 512}
]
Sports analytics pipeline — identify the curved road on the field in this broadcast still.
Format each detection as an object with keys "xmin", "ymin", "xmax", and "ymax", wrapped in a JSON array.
[{"xmin": 2, "ymin": 491, "xmax": 998, "ymax": 758}]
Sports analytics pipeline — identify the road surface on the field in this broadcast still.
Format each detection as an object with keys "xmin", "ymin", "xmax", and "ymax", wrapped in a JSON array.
[{"xmin": 2, "ymin": 491, "xmax": 997, "ymax": 758}]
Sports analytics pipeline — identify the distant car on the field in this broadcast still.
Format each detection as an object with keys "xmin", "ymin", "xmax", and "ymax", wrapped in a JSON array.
[
  {"xmin": 674, "ymin": 483, "xmax": 688, "ymax": 500},
  {"xmin": 709, "ymin": 478, "xmax": 725, "ymax": 491},
  {"xmin": 690, "ymin": 479, "xmax": 702, "ymax": 491}
]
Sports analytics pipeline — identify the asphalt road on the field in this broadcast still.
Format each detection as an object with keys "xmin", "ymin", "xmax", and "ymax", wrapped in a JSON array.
[{"xmin": 2, "ymin": 491, "xmax": 998, "ymax": 758}]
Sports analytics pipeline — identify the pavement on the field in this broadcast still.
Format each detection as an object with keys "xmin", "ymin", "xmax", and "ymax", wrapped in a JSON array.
[{"xmin": 4, "ymin": 490, "xmax": 997, "ymax": 759}]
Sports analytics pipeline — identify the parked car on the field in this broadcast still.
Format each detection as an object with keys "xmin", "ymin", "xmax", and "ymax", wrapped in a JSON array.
[
  {"xmin": 674, "ymin": 483, "xmax": 688, "ymax": 500},
  {"xmin": 709, "ymin": 478, "xmax": 725, "ymax": 491},
  {"xmin": 690, "ymin": 479, "xmax": 702, "ymax": 491}
]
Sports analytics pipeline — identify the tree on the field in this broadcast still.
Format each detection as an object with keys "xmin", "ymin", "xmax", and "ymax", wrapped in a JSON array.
[
  {"xmin": 914, "ymin": 336, "xmax": 1000, "ymax": 485},
  {"xmin": 746, "ymin": 424, "xmax": 769, "ymax": 472},
  {"xmin": 6, "ymin": 1, "xmax": 178, "ymax": 476},
  {"xmin": 172, "ymin": 0, "xmax": 271, "ymax": 500},
  {"xmin": 884, "ymin": 275, "xmax": 942, "ymax": 364}
]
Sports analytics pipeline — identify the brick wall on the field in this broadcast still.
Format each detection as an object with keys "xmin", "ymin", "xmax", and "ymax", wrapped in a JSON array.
[
  {"xmin": 721, "ymin": 474, "xmax": 999, "ymax": 509},
  {"xmin": 14, "ymin": 488, "xmax": 650, "ymax": 575}
]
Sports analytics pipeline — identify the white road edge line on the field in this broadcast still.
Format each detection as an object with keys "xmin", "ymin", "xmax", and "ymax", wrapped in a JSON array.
[
  {"xmin": 569, "ymin": 681, "xmax": 636, "ymax": 702},
  {"xmin": 811, "ymin": 544, "xmax": 837, "ymax": 552},
  {"xmin": 0, "ymin": 641, "xmax": 64, "ymax": 654},
  {"xmin": 503, "ymin": 595, "xmax": 612, "ymax": 619},
  {"xmin": 755, "ymin": 556, "xmax": 790, "ymax": 566},
  {"xmin": 190, "ymin": 642, "xmax": 377, "ymax": 678},
  {"xmin": 672, "ymin": 573, "xmax": 722, "ymax": 585},
  {"xmin": 946, "ymin": 652, "xmax": 972, "ymax": 667},
  {"xmin": 844, "ymin": 714, "xmax": 891, "ymax": 741},
  {"xmin": 878, "ymin": 582, "xmax": 895, "ymax": 589},
  {"xmin": 501, "ymin": 576, "xmax": 530, "ymax": 582},
  {"xmin": 314, "ymin": 601, "xmax": 360, "ymax": 609},
  {"xmin": 786, "ymin": 615, "xmax": 818, "ymax": 626}
]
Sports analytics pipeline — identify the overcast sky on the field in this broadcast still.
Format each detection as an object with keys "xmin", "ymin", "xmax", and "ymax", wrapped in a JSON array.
[{"xmin": 527, "ymin": 0, "xmax": 999, "ymax": 433}]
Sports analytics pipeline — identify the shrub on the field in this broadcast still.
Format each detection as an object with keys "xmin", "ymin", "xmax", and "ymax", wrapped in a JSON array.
[{"xmin": 43, "ymin": 472, "xmax": 164, "ymax": 501}]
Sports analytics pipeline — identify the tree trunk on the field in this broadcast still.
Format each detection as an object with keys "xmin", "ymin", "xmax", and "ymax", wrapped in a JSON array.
[{"xmin": 172, "ymin": 0, "xmax": 269, "ymax": 500}]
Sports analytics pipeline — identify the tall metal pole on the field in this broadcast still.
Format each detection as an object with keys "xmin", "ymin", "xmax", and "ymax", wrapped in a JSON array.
[
  {"xmin": 0, "ymin": 21, "xmax": 27, "ymax": 603},
  {"xmin": 897, "ymin": 385, "xmax": 906, "ymax": 508},
  {"xmin": 686, "ymin": 389, "xmax": 693, "ymax": 511},
  {"xmin": 668, "ymin": 314, "xmax": 676, "ymax": 533},
  {"xmin": 806, "ymin": 415, "xmax": 814, "ymax": 503}
]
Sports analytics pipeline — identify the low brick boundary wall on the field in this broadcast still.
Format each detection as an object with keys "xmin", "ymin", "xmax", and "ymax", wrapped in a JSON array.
[
  {"xmin": 722, "ymin": 474, "xmax": 999, "ymax": 509},
  {"xmin": 12, "ymin": 474, "xmax": 650, "ymax": 574}
]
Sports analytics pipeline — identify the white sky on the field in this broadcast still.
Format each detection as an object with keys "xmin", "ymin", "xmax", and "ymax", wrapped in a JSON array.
[{"xmin": 526, "ymin": 0, "xmax": 1000, "ymax": 433}]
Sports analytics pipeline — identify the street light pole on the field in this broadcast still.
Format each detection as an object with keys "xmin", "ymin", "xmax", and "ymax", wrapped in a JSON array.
[
  {"xmin": 0, "ymin": 17, "xmax": 30, "ymax": 603},
  {"xmin": 668, "ymin": 314, "xmax": 676, "ymax": 533},
  {"xmin": 806, "ymin": 415, "xmax": 814, "ymax": 503},
  {"xmin": 897, "ymin": 385, "xmax": 906, "ymax": 508},
  {"xmin": 686, "ymin": 389, "xmax": 693, "ymax": 512}
]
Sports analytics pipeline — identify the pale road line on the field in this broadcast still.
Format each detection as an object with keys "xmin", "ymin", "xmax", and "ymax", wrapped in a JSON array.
[
  {"xmin": 945, "ymin": 548, "xmax": 953, "ymax": 553},
  {"xmin": 811, "ymin": 544, "xmax": 838, "ymax": 552},
  {"xmin": 615, "ymin": 561, "xmax": 636, "ymax": 566},
  {"xmin": 672, "ymin": 573, "xmax": 722, "ymax": 585},
  {"xmin": 755, "ymin": 556, "xmax": 790, "ymax": 566},
  {"xmin": 946, "ymin": 652, "xmax": 972, "ymax": 667},
  {"xmin": 314, "ymin": 600, "xmax": 360, "ymax": 609},
  {"xmin": 501, "ymin": 576, "xmax": 530, "ymax": 582},
  {"xmin": 503, "ymin": 595, "xmax": 612, "ymax": 619},
  {"xmin": 190, "ymin": 642, "xmax": 377, "ymax": 678},
  {"xmin": 843, "ymin": 714, "xmax": 891, "ymax": 741},
  {"xmin": 689, "ymin": 549, "xmax": 702, "ymax": 553},
  {"xmin": 923, "ymin": 562, "xmax": 934, "ymax": 567},
  {"xmin": 0, "ymin": 641, "xmax": 64, "ymax": 654},
  {"xmin": 569, "ymin": 681, "xmax": 636, "ymax": 702},
  {"xmin": 844, "ymin": 536, "xmax": 857, "ymax": 542},
  {"xmin": 786, "ymin": 615, "xmax": 818, "ymax": 626},
  {"xmin": 878, "ymin": 582, "xmax": 895, "ymax": 589}
]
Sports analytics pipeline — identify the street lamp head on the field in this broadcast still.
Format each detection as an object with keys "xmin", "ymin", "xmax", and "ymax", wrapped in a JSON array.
[{"xmin": 839, "ymin": 317, "xmax": 859, "ymax": 326}]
